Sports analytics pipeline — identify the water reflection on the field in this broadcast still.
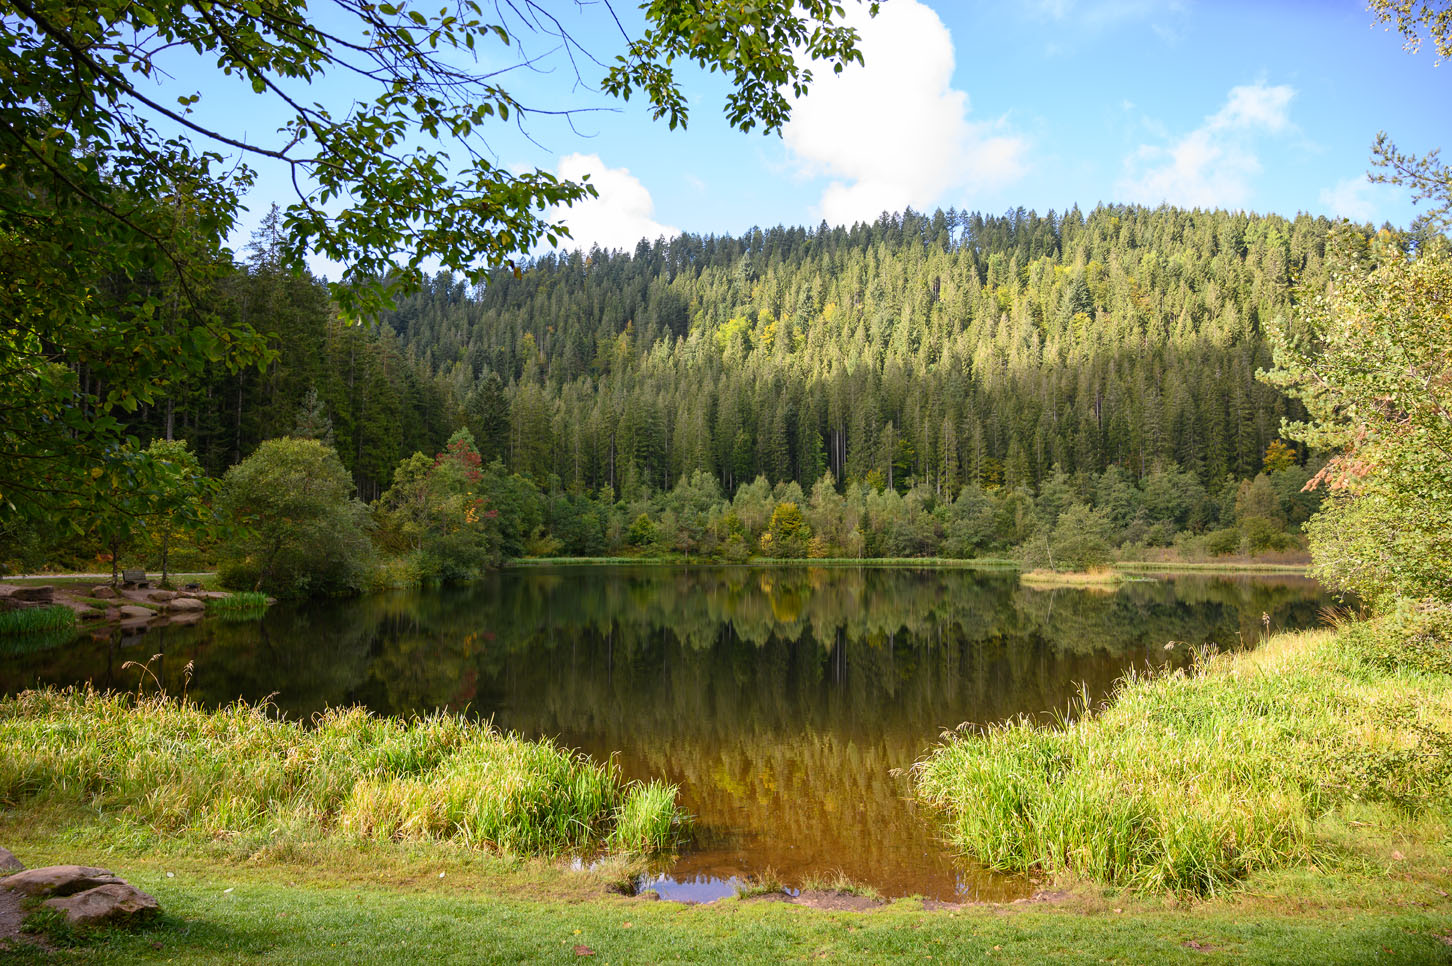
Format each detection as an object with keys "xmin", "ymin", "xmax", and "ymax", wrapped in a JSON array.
[{"xmin": 1, "ymin": 567, "xmax": 1329, "ymax": 900}]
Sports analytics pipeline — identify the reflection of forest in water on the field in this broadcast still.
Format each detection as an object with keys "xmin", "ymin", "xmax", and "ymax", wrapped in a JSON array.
[{"xmin": 2, "ymin": 567, "xmax": 1330, "ymax": 900}]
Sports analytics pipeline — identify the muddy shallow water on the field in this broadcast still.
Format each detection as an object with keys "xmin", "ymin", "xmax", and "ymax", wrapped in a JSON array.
[{"xmin": 1, "ymin": 565, "xmax": 1330, "ymax": 902}]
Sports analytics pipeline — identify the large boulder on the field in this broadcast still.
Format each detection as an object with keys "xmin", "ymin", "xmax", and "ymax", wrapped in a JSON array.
[
  {"xmin": 90, "ymin": 585, "xmax": 117, "ymax": 599},
  {"xmin": 0, "ymin": 865, "xmax": 121, "ymax": 897},
  {"xmin": 10, "ymin": 586, "xmax": 54, "ymax": 603},
  {"xmin": 43, "ymin": 883, "xmax": 159, "ymax": 927},
  {"xmin": 117, "ymin": 605, "xmax": 154, "ymax": 620},
  {"xmin": 166, "ymin": 597, "xmax": 205, "ymax": 613},
  {"xmin": 0, "ymin": 848, "xmax": 21, "ymax": 873},
  {"xmin": 146, "ymin": 590, "xmax": 177, "ymax": 603}
]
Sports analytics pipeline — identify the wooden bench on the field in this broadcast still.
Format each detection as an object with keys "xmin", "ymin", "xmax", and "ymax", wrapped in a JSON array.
[{"xmin": 121, "ymin": 569, "xmax": 150, "ymax": 589}]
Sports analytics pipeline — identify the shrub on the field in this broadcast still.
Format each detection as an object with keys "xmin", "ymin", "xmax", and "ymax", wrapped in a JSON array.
[{"xmin": 217, "ymin": 438, "xmax": 374, "ymax": 597}]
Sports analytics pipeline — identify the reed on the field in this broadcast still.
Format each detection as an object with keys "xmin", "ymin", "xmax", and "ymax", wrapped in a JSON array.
[
  {"xmin": 204, "ymin": 591, "xmax": 270, "ymax": 620},
  {"xmin": 0, "ymin": 688, "xmax": 685, "ymax": 858},
  {"xmin": 915, "ymin": 612, "xmax": 1452, "ymax": 895},
  {"xmin": 0, "ymin": 604, "xmax": 76, "ymax": 636}
]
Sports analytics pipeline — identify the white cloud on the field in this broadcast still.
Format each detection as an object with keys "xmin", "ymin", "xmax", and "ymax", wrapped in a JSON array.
[
  {"xmin": 549, "ymin": 153, "xmax": 677, "ymax": 252},
  {"xmin": 780, "ymin": 0, "xmax": 1026, "ymax": 226},
  {"xmin": 1118, "ymin": 82, "xmax": 1296, "ymax": 209},
  {"xmin": 1319, "ymin": 175, "xmax": 1379, "ymax": 222}
]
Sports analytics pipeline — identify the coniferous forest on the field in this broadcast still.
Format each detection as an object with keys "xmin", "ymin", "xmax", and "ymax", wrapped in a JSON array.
[{"xmin": 0, "ymin": 202, "xmax": 1343, "ymax": 585}]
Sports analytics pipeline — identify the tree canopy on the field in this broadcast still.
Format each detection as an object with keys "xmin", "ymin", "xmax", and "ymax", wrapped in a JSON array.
[{"xmin": 0, "ymin": 0, "xmax": 876, "ymax": 525}]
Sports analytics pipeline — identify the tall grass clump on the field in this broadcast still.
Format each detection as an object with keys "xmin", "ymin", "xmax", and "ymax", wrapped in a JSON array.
[
  {"xmin": 0, "ymin": 689, "xmax": 686, "ymax": 857},
  {"xmin": 0, "ymin": 605, "xmax": 76, "ymax": 636},
  {"xmin": 609, "ymin": 780, "xmax": 686, "ymax": 853},
  {"xmin": 915, "ymin": 617, "xmax": 1452, "ymax": 894},
  {"xmin": 204, "ymin": 592, "xmax": 270, "ymax": 621}
]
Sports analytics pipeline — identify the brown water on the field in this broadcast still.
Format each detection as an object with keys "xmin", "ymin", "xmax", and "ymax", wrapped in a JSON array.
[{"xmin": 0, "ymin": 566, "xmax": 1330, "ymax": 901}]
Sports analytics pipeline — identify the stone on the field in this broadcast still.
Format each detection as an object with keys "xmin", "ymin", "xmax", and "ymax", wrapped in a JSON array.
[
  {"xmin": 0, "ymin": 866, "xmax": 121, "ymax": 898},
  {"xmin": 90, "ymin": 585, "xmax": 117, "ymax": 599},
  {"xmin": 10, "ymin": 586, "xmax": 54, "ymax": 603},
  {"xmin": 0, "ymin": 849, "xmax": 21, "ymax": 874},
  {"xmin": 166, "ymin": 597, "xmax": 205, "ymax": 613},
  {"xmin": 43, "ymin": 883, "xmax": 159, "ymax": 927},
  {"xmin": 117, "ymin": 605, "xmax": 154, "ymax": 620},
  {"xmin": 146, "ymin": 590, "xmax": 177, "ymax": 603}
]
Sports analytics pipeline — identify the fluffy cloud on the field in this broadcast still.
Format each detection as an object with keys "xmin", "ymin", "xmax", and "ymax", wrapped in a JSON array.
[
  {"xmin": 1319, "ymin": 175, "xmax": 1379, "ymax": 223},
  {"xmin": 550, "ymin": 153, "xmax": 677, "ymax": 252},
  {"xmin": 781, "ymin": 0, "xmax": 1026, "ymax": 226},
  {"xmin": 1118, "ymin": 82, "xmax": 1296, "ymax": 209}
]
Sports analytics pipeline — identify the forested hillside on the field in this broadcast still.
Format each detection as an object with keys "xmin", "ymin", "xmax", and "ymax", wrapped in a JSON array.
[
  {"xmin": 32, "ymin": 202, "xmax": 1347, "ymax": 582},
  {"xmin": 384, "ymin": 204, "xmax": 1327, "ymax": 497}
]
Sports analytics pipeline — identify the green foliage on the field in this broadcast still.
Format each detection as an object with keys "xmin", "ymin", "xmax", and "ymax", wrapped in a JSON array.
[
  {"xmin": 217, "ymin": 437, "xmax": 374, "ymax": 597},
  {"xmin": 1265, "ymin": 234, "xmax": 1452, "ymax": 606},
  {"xmin": 764, "ymin": 502, "xmax": 809, "ymax": 558},
  {"xmin": 375, "ymin": 431, "xmax": 497, "ymax": 580},
  {"xmin": 1048, "ymin": 503, "xmax": 1113, "ymax": 571},
  {"xmin": 83, "ymin": 439, "xmax": 214, "ymax": 584}
]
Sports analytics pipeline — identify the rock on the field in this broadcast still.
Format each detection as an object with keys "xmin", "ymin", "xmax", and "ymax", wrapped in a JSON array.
[
  {"xmin": 10, "ymin": 586, "xmax": 54, "ymax": 603},
  {"xmin": 146, "ymin": 590, "xmax": 177, "ymax": 603},
  {"xmin": 0, "ymin": 865, "xmax": 121, "ymax": 898},
  {"xmin": 118, "ymin": 605, "xmax": 154, "ymax": 620},
  {"xmin": 0, "ymin": 849, "xmax": 21, "ymax": 874},
  {"xmin": 43, "ymin": 883, "xmax": 159, "ymax": 927},
  {"xmin": 166, "ymin": 597, "xmax": 205, "ymax": 613},
  {"xmin": 90, "ymin": 585, "xmax": 117, "ymax": 599}
]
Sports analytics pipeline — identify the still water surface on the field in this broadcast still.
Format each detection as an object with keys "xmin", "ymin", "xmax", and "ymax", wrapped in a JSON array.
[{"xmin": 1, "ymin": 566, "xmax": 1330, "ymax": 901}]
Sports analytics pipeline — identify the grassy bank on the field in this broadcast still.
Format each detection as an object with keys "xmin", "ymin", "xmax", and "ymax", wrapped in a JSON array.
[
  {"xmin": 915, "ymin": 608, "xmax": 1452, "ymax": 895},
  {"xmin": 0, "ymin": 689, "xmax": 683, "ymax": 856},
  {"xmin": 1, "ymin": 815, "xmax": 1449, "ymax": 964}
]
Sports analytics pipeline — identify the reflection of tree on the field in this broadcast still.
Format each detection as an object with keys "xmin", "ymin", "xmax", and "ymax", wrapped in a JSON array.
[{"xmin": 0, "ymin": 568, "xmax": 1328, "ymax": 896}]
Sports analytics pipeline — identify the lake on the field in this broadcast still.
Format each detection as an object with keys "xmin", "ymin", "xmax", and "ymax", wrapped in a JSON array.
[{"xmin": 0, "ymin": 565, "xmax": 1331, "ymax": 901}]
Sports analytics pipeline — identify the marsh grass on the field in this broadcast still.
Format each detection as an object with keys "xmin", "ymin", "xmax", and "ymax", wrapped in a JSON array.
[
  {"xmin": 735, "ymin": 868, "xmax": 786, "ymax": 898},
  {"xmin": 915, "ymin": 610, "xmax": 1452, "ymax": 895},
  {"xmin": 799, "ymin": 869, "xmax": 882, "ymax": 899},
  {"xmin": 0, "ymin": 604, "xmax": 76, "ymax": 636},
  {"xmin": 204, "ymin": 591, "xmax": 270, "ymax": 620},
  {"xmin": 0, "ymin": 688, "xmax": 685, "ymax": 858}
]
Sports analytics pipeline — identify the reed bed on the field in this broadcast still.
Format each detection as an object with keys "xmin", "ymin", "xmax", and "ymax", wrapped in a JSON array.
[
  {"xmin": 204, "ymin": 591, "xmax": 270, "ymax": 620},
  {"xmin": 915, "ymin": 612, "xmax": 1452, "ymax": 895},
  {"xmin": 0, "ymin": 688, "xmax": 685, "ymax": 857},
  {"xmin": 0, "ymin": 604, "xmax": 76, "ymax": 636}
]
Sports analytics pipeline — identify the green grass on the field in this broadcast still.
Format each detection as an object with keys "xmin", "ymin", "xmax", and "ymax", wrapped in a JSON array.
[
  {"xmin": 0, "ymin": 689, "xmax": 685, "ymax": 858},
  {"xmin": 0, "ymin": 823, "xmax": 1448, "ymax": 964},
  {"xmin": 204, "ymin": 591, "xmax": 270, "ymax": 620},
  {"xmin": 914, "ymin": 607, "xmax": 1452, "ymax": 895},
  {"xmin": 0, "ymin": 604, "xmax": 76, "ymax": 636}
]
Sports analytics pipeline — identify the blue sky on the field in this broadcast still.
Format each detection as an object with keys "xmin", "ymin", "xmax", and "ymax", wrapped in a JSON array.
[{"xmin": 215, "ymin": 0, "xmax": 1452, "ymax": 258}]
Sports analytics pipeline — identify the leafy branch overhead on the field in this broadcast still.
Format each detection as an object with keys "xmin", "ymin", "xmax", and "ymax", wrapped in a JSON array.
[
  {"xmin": 0, "ymin": 0, "xmax": 875, "ymax": 521},
  {"xmin": 1, "ymin": 0, "xmax": 876, "ymax": 317}
]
